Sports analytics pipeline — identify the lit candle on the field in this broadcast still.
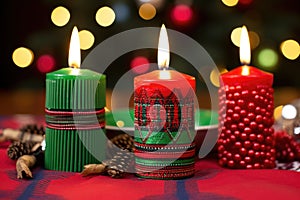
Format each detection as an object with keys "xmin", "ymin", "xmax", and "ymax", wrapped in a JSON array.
[
  {"xmin": 218, "ymin": 26, "xmax": 276, "ymax": 169},
  {"xmin": 45, "ymin": 27, "xmax": 106, "ymax": 172},
  {"xmin": 134, "ymin": 25, "xmax": 196, "ymax": 179}
]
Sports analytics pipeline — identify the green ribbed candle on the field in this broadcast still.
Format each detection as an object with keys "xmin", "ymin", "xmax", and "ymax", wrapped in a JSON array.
[{"xmin": 45, "ymin": 67, "xmax": 106, "ymax": 172}]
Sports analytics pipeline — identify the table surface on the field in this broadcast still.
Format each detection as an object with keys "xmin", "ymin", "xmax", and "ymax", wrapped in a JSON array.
[{"xmin": 0, "ymin": 115, "xmax": 300, "ymax": 200}]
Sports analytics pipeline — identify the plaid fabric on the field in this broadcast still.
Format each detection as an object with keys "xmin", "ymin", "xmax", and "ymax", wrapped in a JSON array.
[{"xmin": 0, "ymin": 116, "xmax": 300, "ymax": 199}]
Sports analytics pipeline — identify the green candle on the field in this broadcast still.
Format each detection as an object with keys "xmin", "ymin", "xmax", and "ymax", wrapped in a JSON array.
[{"xmin": 44, "ymin": 27, "xmax": 106, "ymax": 172}]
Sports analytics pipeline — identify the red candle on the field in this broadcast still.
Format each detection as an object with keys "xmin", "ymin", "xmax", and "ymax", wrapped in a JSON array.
[
  {"xmin": 218, "ymin": 26, "xmax": 276, "ymax": 169},
  {"xmin": 134, "ymin": 25, "xmax": 196, "ymax": 179}
]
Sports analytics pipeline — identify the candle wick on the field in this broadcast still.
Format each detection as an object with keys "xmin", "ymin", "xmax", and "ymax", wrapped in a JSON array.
[
  {"xmin": 70, "ymin": 63, "xmax": 80, "ymax": 69},
  {"xmin": 159, "ymin": 60, "xmax": 168, "ymax": 70}
]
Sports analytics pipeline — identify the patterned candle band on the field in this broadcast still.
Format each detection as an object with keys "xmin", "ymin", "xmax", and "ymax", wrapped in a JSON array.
[
  {"xmin": 45, "ymin": 108, "xmax": 105, "ymax": 130},
  {"xmin": 136, "ymin": 166, "xmax": 195, "ymax": 180},
  {"xmin": 134, "ymin": 148, "xmax": 195, "ymax": 159},
  {"xmin": 134, "ymin": 142, "xmax": 196, "ymax": 152}
]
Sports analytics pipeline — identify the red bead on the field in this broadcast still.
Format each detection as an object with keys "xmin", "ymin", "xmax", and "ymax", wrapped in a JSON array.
[
  {"xmin": 245, "ymin": 156, "xmax": 252, "ymax": 163},
  {"xmin": 243, "ymin": 118, "xmax": 250, "ymax": 125},
  {"xmin": 249, "ymin": 134, "xmax": 256, "ymax": 141},
  {"xmin": 238, "ymin": 123, "xmax": 245, "ymax": 131},
  {"xmin": 248, "ymin": 113, "xmax": 255, "ymax": 120},
  {"xmin": 255, "ymin": 107, "xmax": 261, "ymax": 114},
  {"xmin": 244, "ymin": 127, "xmax": 252, "ymax": 134},
  {"xmin": 246, "ymin": 165, "xmax": 253, "ymax": 169},
  {"xmin": 230, "ymin": 135, "xmax": 236, "ymax": 142},
  {"xmin": 234, "ymin": 141, "xmax": 242, "ymax": 148},
  {"xmin": 218, "ymin": 145, "xmax": 225, "ymax": 152},
  {"xmin": 248, "ymin": 149, "xmax": 254, "ymax": 157},
  {"xmin": 231, "ymin": 124, "xmax": 238, "ymax": 131},
  {"xmin": 228, "ymin": 160, "xmax": 235, "ymax": 167},
  {"xmin": 258, "ymin": 124, "xmax": 264, "ymax": 132},
  {"xmin": 225, "ymin": 130, "xmax": 232, "ymax": 136},
  {"xmin": 234, "ymin": 106, "xmax": 241, "ymax": 113},
  {"xmin": 240, "ymin": 133, "xmax": 247, "ymax": 140},
  {"xmin": 237, "ymin": 99, "xmax": 245, "ymax": 107},
  {"xmin": 254, "ymin": 163, "xmax": 260, "ymax": 169},
  {"xmin": 242, "ymin": 90, "xmax": 249, "ymax": 96},
  {"xmin": 260, "ymin": 144, "xmax": 266, "ymax": 151},
  {"xmin": 240, "ymin": 160, "xmax": 246, "ymax": 167},
  {"xmin": 250, "ymin": 122, "xmax": 257, "ymax": 130},
  {"xmin": 264, "ymin": 159, "xmax": 270, "ymax": 166},
  {"xmin": 239, "ymin": 148, "xmax": 247, "ymax": 156},
  {"xmin": 255, "ymin": 115, "xmax": 263, "ymax": 123},
  {"xmin": 226, "ymin": 152, "xmax": 233, "ymax": 159},
  {"xmin": 254, "ymin": 151, "xmax": 260, "ymax": 158},
  {"xmin": 260, "ymin": 151, "xmax": 265, "ymax": 158},
  {"xmin": 248, "ymin": 102, "xmax": 255, "ymax": 111},
  {"xmin": 240, "ymin": 110, "xmax": 247, "ymax": 117},
  {"xmin": 253, "ymin": 143, "xmax": 260, "ymax": 150},
  {"xmin": 257, "ymin": 134, "xmax": 264, "ymax": 142},
  {"xmin": 232, "ymin": 113, "xmax": 240, "ymax": 121},
  {"xmin": 227, "ymin": 109, "xmax": 234, "ymax": 115},
  {"xmin": 234, "ymin": 130, "xmax": 240, "ymax": 137},
  {"xmin": 234, "ymin": 154, "xmax": 241, "ymax": 161},
  {"xmin": 265, "ymin": 136, "xmax": 273, "ymax": 145},
  {"xmin": 244, "ymin": 141, "xmax": 251, "ymax": 148},
  {"xmin": 233, "ymin": 92, "xmax": 240, "ymax": 99}
]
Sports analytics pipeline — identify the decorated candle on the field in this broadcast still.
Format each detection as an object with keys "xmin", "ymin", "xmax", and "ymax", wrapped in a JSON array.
[
  {"xmin": 45, "ymin": 27, "xmax": 106, "ymax": 172},
  {"xmin": 218, "ymin": 26, "xmax": 276, "ymax": 169},
  {"xmin": 134, "ymin": 25, "xmax": 196, "ymax": 179}
]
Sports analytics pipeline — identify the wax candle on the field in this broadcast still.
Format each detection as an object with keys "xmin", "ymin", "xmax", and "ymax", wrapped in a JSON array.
[
  {"xmin": 218, "ymin": 26, "xmax": 276, "ymax": 169},
  {"xmin": 45, "ymin": 27, "xmax": 106, "ymax": 172},
  {"xmin": 134, "ymin": 25, "xmax": 196, "ymax": 179}
]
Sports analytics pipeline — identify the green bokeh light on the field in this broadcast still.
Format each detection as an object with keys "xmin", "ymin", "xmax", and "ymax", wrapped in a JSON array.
[{"xmin": 258, "ymin": 48, "xmax": 278, "ymax": 68}]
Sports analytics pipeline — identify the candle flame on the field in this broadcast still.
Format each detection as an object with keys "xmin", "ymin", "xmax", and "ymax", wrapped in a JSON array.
[
  {"xmin": 241, "ymin": 66, "xmax": 250, "ymax": 76},
  {"xmin": 68, "ymin": 26, "xmax": 81, "ymax": 68},
  {"xmin": 239, "ymin": 25, "xmax": 251, "ymax": 65},
  {"xmin": 157, "ymin": 24, "xmax": 170, "ymax": 70}
]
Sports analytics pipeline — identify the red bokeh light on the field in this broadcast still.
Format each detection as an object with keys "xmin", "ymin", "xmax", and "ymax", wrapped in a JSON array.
[
  {"xmin": 37, "ymin": 54, "xmax": 56, "ymax": 73},
  {"xmin": 130, "ymin": 56, "xmax": 150, "ymax": 74},
  {"xmin": 239, "ymin": 0, "xmax": 253, "ymax": 5},
  {"xmin": 171, "ymin": 4, "xmax": 193, "ymax": 25}
]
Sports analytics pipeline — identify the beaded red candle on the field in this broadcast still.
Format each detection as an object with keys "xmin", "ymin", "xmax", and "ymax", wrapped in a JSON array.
[
  {"xmin": 134, "ymin": 25, "xmax": 196, "ymax": 179},
  {"xmin": 218, "ymin": 26, "xmax": 276, "ymax": 169}
]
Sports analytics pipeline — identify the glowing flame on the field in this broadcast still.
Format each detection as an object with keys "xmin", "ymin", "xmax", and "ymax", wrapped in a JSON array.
[
  {"xmin": 68, "ymin": 26, "xmax": 81, "ymax": 68},
  {"xmin": 241, "ymin": 66, "xmax": 250, "ymax": 76},
  {"xmin": 239, "ymin": 25, "xmax": 251, "ymax": 65},
  {"xmin": 157, "ymin": 24, "xmax": 170, "ymax": 69}
]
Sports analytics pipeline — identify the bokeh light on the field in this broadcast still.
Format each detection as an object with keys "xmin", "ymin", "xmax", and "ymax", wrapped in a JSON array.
[
  {"xmin": 274, "ymin": 105, "xmax": 283, "ymax": 121},
  {"xmin": 210, "ymin": 67, "xmax": 228, "ymax": 87},
  {"xmin": 37, "ymin": 54, "xmax": 56, "ymax": 73},
  {"xmin": 257, "ymin": 48, "xmax": 278, "ymax": 68},
  {"xmin": 139, "ymin": 3, "xmax": 156, "ymax": 20},
  {"xmin": 282, "ymin": 104, "xmax": 297, "ymax": 119},
  {"xmin": 231, "ymin": 27, "xmax": 260, "ymax": 49},
  {"xmin": 280, "ymin": 39, "xmax": 300, "ymax": 60},
  {"xmin": 95, "ymin": 6, "xmax": 116, "ymax": 27},
  {"xmin": 130, "ymin": 56, "xmax": 150, "ymax": 74},
  {"xmin": 116, "ymin": 120, "xmax": 125, "ymax": 128},
  {"xmin": 171, "ymin": 4, "xmax": 193, "ymax": 25},
  {"xmin": 78, "ymin": 30, "xmax": 95, "ymax": 50},
  {"xmin": 221, "ymin": 0, "xmax": 239, "ymax": 7},
  {"xmin": 113, "ymin": 3, "xmax": 130, "ymax": 22},
  {"xmin": 12, "ymin": 47, "xmax": 34, "ymax": 68},
  {"xmin": 51, "ymin": 6, "xmax": 70, "ymax": 27}
]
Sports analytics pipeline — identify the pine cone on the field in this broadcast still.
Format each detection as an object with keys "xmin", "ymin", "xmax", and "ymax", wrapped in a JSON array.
[
  {"xmin": 20, "ymin": 124, "xmax": 45, "ymax": 136},
  {"xmin": 109, "ymin": 133, "xmax": 134, "ymax": 151},
  {"xmin": 103, "ymin": 149, "xmax": 135, "ymax": 178},
  {"xmin": 7, "ymin": 141, "xmax": 35, "ymax": 160},
  {"xmin": 275, "ymin": 130, "xmax": 300, "ymax": 162}
]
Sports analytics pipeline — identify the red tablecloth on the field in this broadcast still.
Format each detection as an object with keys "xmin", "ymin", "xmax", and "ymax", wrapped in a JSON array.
[{"xmin": 0, "ymin": 115, "xmax": 299, "ymax": 200}]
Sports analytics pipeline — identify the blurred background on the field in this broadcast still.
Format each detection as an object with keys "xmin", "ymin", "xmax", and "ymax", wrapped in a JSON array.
[{"xmin": 0, "ymin": 0, "xmax": 299, "ymax": 115}]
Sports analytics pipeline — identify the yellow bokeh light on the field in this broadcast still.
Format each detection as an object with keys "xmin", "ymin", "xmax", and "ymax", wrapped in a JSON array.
[
  {"xmin": 12, "ymin": 47, "xmax": 34, "ymax": 68},
  {"xmin": 274, "ymin": 105, "xmax": 283, "ymax": 121},
  {"xmin": 139, "ymin": 3, "xmax": 156, "ymax": 20},
  {"xmin": 51, "ymin": 6, "xmax": 70, "ymax": 27},
  {"xmin": 231, "ymin": 27, "xmax": 260, "ymax": 49},
  {"xmin": 116, "ymin": 120, "xmax": 125, "ymax": 128},
  {"xmin": 280, "ymin": 39, "xmax": 300, "ymax": 60},
  {"xmin": 221, "ymin": 0, "xmax": 239, "ymax": 7},
  {"xmin": 95, "ymin": 6, "xmax": 115, "ymax": 27},
  {"xmin": 79, "ymin": 30, "xmax": 95, "ymax": 50},
  {"xmin": 210, "ymin": 67, "xmax": 228, "ymax": 87}
]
